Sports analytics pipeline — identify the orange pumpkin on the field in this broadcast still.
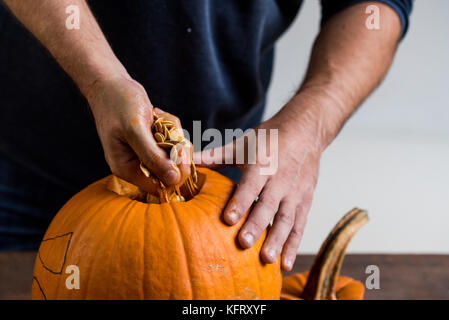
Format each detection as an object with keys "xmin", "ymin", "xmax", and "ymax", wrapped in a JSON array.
[
  {"xmin": 31, "ymin": 167, "xmax": 282, "ymax": 300},
  {"xmin": 31, "ymin": 173, "xmax": 366, "ymax": 300},
  {"xmin": 281, "ymin": 272, "xmax": 365, "ymax": 300}
]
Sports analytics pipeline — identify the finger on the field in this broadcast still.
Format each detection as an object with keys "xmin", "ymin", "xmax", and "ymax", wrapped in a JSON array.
[
  {"xmin": 281, "ymin": 201, "xmax": 310, "ymax": 271},
  {"xmin": 238, "ymin": 182, "xmax": 281, "ymax": 250},
  {"xmin": 105, "ymin": 140, "xmax": 160, "ymax": 194},
  {"xmin": 222, "ymin": 166, "xmax": 266, "ymax": 226},
  {"xmin": 260, "ymin": 200, "xmax": 296, "ymax": 264},
  {"xmin": 126, "ymin": 120, "xmax": 181, "ymax": 186},
  {"xmin": 112, "ymin": 158, "xmax": 161, "ymax": 194}
]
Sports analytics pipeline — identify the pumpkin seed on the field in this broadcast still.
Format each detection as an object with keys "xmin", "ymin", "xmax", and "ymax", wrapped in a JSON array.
[
  {"xmin": 153, "ymin": 119, "xmax": 163, "ymax": 133},
  {"xmin": 169, "ymin": 129, "xmax": 184, "ymax": 143},
  {"xmin": 163, "ymin": 126, "xmax": 170, "ymax": 140},
  {"xmin": 169, "ymin": 192, "xmax": 184, "ymax": 202},
  {"xmin": 162, "ymin": 121, "xmax": 175, "ymax": 129},
  {"xmin": 169, "ymin": 146, "xmax": 179, "ymax": 164},
  {"xmin": 157, "ymin": 141, "xmax": 175, "ymax": 149},
  {"xmin": 138, "ymin": 110, "xmax": 201, "ymax": 204},
  {"xmin": 153, "ymin": 117, "xmax": 163, "ymax": 125},
  {"xmin": 139, "ymin": 162, "xmax": 151, "ymax": 177},
  {"xmin": 154, "ymin": 132, "xmax": 165, "ymax": 143}
]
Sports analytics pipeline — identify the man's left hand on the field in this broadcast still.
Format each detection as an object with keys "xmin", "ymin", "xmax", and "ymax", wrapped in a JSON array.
[{"xmin": 193, "ymin": 103, "xmax": 323, "ymax": 271}]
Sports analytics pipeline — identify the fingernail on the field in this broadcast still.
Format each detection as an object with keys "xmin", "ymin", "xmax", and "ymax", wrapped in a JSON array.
[
  {"xmin": 266, "ymin": 248, "xmax": 276, "ymax": 262},
  {"xmin": 241, "ymin": 232, "xmax": 254, "ymax": 248},
  {"xmin": 284, "ymin": 258, "xmax": 293, "ymax": 269},
  {"xmin": 164, "ymin": 169, "xmax": 179, "ymax": 184},
  {"xmin": 226, "ymin": 210, "xmax": 239, "ymax": 225}
]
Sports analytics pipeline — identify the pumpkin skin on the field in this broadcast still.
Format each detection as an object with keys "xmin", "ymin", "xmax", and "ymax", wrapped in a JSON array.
[
  {"xmin": 281, "ymin": 272, "xmax": 365, "ymax": 300},
  {"xmin": 31, "ymin": 167, "xmax": 282, "ymax": 300}
]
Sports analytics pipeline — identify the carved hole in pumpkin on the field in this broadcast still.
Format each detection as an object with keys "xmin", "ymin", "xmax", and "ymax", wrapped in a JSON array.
[{"xmin": 107, "ymin": 172, "xmax": 206, "ymax": 204}]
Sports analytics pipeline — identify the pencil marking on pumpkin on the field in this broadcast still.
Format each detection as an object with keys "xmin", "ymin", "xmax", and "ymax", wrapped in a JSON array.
[
  {"xmin": 37, "ymin": 232, "xmax": 73, "ymax": 274},
  {"xmin": 32, "ymin": 276, "xmax": 47, "ymax": 300}
]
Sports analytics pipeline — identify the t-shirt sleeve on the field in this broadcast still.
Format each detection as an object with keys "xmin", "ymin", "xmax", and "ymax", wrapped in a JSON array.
[{"xmin": 320, "ymin": 0, "xmax": 414, "ymax": 39}]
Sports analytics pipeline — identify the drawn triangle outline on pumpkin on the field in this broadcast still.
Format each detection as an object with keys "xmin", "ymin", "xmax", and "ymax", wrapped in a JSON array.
[{"xmin": 37, "ymin": 232, "xmax": 73, "ymax": 274}]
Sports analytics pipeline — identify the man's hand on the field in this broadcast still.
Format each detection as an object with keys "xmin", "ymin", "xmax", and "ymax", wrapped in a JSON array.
[
  {"xmin": 194, "ymin": 100, "xmax": 323, "ymax": 271},
  {"xmin": 196, "ymin": 2, "xmax": 402, "ymax": 271},
  {"xmin": 86, "ymin": 76, "xmax": 191, "ymax": 191}
]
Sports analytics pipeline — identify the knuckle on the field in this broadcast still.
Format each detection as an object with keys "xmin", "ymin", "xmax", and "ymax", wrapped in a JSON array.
[
  {"xmin": 247, "ymin": 219, "xmax": 266, "ymax": 235},
  {"xmin": 258, "ymin": 194, "xmax": 277, "ymax": 211},
  {"xmin": 145, "ymin": 154, "xmax": 169, "ymax": 175},
  {"xmin": 123, "ymin": 124, "xmax": 140, "ymax": 141},
  {"xmin": 123, "ymin": 117, "xmax": 148, "ymax": 138},
  {"xmin": 303, "ymin": 191, "xmax": 314, "ymax": 206},
  {"xmin": 240, "ymin": 179, "xmax": 261, "ymax": 197},
  {"xmin": 277, "ymin": 212, "xmax": 295, "ymax": 227},
  {"xmin": 290, "ymin": 226, "xmax": 303, "ymax": 239},
  {"xmin": 295, "ymin": 203, "xmax": 304, "ymax": 216},
  {"xmin": 144, "ymin": 150, "xmax": 159, "ymax": 166}
]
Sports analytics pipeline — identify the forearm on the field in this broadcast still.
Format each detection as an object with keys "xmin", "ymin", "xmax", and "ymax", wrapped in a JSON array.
[
  {"xmin": 3, "ymin": 0, "xmax": 128, "ymax": 98},
  {"xmin": 279, "ymin": 2, "xmax": 402, "ymax": 151}
]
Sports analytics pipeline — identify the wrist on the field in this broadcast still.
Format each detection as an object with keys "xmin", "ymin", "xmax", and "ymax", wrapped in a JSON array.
[
  {"xmin": 278, "ymin": 84, "xmax": 351, "ymax": 153},
  {"xmin": 80, "ymin": 62, "xmax": 130, "ymax": 103},
  {"xmin": 81, "ymin": 65, "xmax": 131, "ymax": 107}
]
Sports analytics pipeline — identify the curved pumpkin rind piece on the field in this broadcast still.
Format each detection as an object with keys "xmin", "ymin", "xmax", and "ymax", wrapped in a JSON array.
[
  {"xmin": 280, "ymin": 208, "xmax": 368, "ymax": 301},
  {"xmin": 280, "ymin": 272, "xmax": 364, "ymax": 300},
  {"xmin": 280, "ymin": 272, "xmax": 308, "ymax": 300},
  {"xmin": 335, "ymin": 277, "xmax": 365, "ymax": 300}
]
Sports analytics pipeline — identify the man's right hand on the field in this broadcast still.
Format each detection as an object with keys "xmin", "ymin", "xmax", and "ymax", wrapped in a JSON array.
[{"xmin": 86, "ymin": 76, "xmax": 190, "ymax": 192}]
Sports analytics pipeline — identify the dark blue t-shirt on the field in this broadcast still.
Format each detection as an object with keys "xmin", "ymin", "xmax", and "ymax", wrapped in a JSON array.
[
  {"xmin": 0, "ymin": 1, "xmax": 412, "ymax": 249},
  {"xmin": 0, "ymin": 0, "xmax": 412, "ymax": 191}
]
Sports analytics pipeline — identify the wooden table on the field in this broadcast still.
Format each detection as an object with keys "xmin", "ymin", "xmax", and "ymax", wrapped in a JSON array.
[{"xmin": 1, "ymin": 252, "xmax": 448, "ymax": 300}]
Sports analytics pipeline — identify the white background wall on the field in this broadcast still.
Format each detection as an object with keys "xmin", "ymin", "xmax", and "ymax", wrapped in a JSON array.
[{"xmin": 265, "ymin": 0, "xmax": 449, "ymax": 253}]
